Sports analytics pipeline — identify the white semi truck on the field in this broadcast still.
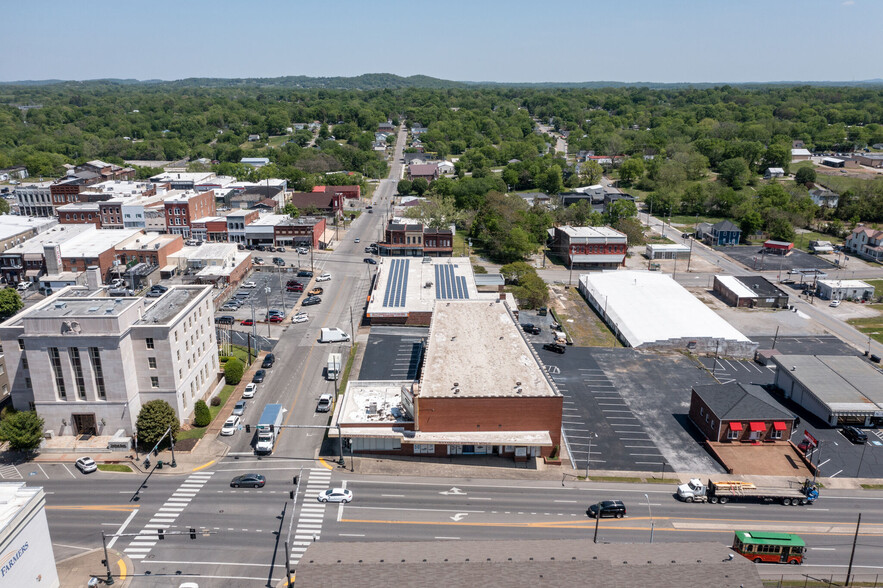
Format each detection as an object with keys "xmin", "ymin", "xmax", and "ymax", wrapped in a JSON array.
[
  {"xmin": 254, "ymin": 403, "xmax": 285, "ymax": 454},
  {"xmin": 676, "ymin": 478, "xmax": 819, "ymax": 506}
]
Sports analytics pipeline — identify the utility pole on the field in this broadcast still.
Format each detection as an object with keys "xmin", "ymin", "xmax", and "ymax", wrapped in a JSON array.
[
  {"xmin": 593, "ymin": 501, "xmax": 602, "ymax": 543},
  {"xmin": 686, "ymin": 238, "xmax": 693, "ymax": 273},
  {"xmin": 265, "ymin": 287, "xmax": 271, "ymax": 338},
  {"xmin": 846, "ymin": 513, "xmax": 861, "ymax": 586},
  {"xmin": 772, "ymin": 325, "xmax": 780, "ymax": 350},
  {"xmin": 349, "ymin": 306, "xmax": 355, "ymax": 339}
]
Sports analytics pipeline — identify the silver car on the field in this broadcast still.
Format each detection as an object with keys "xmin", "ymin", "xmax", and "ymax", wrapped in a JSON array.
[{"xmin": 75, "ymin": 456, "xmax": 97, "ymax": 474}]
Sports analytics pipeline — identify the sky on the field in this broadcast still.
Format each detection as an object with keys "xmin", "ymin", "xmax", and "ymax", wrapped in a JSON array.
[{"xmin": 3, "ymin": 0, "xmax": 881, "ymax": 84}]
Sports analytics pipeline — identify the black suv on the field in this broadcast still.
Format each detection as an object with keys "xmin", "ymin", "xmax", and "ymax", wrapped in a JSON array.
[
  {"xmin": 262, "ymin": 353, "xmax": 275, "ymax": 368},
  {"xmin": 297, "ymin": 270, "xmax": 313, "ymax": 277},
  {"xmin": 842, "ymin": 426, "xmax": 867, "ymax": 444},
  {"xmin": 543, "ymin": 342, "xmax": 566, "ymax": 354},
  {"xmin": 587, "ymin": 500, "xmax": 626, "ymax": 519}
]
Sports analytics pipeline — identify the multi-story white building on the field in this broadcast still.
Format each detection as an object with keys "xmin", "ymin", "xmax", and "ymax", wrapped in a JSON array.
[
  {"xmin": 0, "ymin": 283, "xmax": 220, "ymax": 437},
  {"xmin": 13, "ymin": 181, "xmax": 54, "ymax": 217}
]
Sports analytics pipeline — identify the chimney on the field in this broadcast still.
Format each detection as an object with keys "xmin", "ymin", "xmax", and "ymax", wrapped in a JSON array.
[{"xmin": 85, "ymin": 266, "xmax": 101, "ymax": 290}]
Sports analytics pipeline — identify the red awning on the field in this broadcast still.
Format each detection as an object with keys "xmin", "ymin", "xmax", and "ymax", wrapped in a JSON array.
[
  {"xmin": 773, "ymin": 421, "xmax": 787, "ymax": 431},
  {"xmin": 749, "ymin": 422, "xmax": 766, "ymax": 432},
  {"xmin": 729, "ymin": 422, "xmax": 743, "ymax": 431}
]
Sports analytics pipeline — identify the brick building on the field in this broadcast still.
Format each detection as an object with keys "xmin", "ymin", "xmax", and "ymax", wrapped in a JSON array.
[
  {"xmin": 549, "ymin": 225, "xmax": 627, "ymax": 269},
  {"xmin": 333, "ymin": 300, "xmax": 562, "ymax": 460},
  {"xmin": 289, "ymin": 191, "xmax": 343, "ymax": 216},
  {"xmin": 274, "ymin": 216, "xmax": 327, "ymax": 249},
  {"xmin": 377, "ymin": 221, "xmax": 453, "ymax": 257},
  {"xmin": 57, "ymin": 203, "xmax": 102, "ymax": 227},
  {"xmin": 164, "ymin": 190, "xmax": 216, "ymax": 238},
  {"xmin": 689, "ymin": 383, "xmax": 795, "ymax": 443},
  {"xmin": 408, "ymin": 163, "xmax": 439, "ymax": 183}
]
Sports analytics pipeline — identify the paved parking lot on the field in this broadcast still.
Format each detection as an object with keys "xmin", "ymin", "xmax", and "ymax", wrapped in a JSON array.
[
  {"xmin": 715, "ymin": 245, "xmax": 837, "ymax": 273},
  {"xmin": 750, "ymin": 334, "xmax": 859, "ymax": 356},
  {"xmin": 539, "ymin": 346, "xmax": 724, "ymax": 474},
  {"xmin": 359, "ymin": 326, "xmax": 429, "ymax": 380}
]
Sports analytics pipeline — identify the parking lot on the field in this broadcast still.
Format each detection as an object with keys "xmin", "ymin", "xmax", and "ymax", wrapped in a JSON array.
[
  {"xmin": 217, "ymin": 267, "xmax": 311, "ymax": 322},
  {"xmin": 540, "ymin": 346, "xmax": 724, "ymax": 474},
  {"xmin": 715, "ymin": 245, "xmax": 837, "ymax": 273},
  {"xmin": 359, "ymin": 326, "xmax": 428, "ymax": 381}
]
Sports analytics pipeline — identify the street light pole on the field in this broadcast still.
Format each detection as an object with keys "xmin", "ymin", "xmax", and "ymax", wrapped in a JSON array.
[
  {"xmin": 644, "ymin": 493, "xmax": 654, "ymax": 543},
  {"xmin": 101, "ymin": 531, "xmax": 115, "ymax": 585},
  {"xmin": 265, "ymin": 287, "xmax": 271, "ymax": 338},
  {"xmin": 593, "ymin": 501, "xmax": 602, "ymax": 544}
]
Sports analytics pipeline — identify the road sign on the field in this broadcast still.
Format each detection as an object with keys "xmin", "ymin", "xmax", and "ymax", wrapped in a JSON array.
[{"xmin": 803, "ymin": 430, "xmax": 818, "ymax": 448}]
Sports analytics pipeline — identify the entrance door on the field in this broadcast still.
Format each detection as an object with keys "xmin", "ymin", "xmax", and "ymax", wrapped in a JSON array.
[
  {"xmin": 462, "ymin": 445, "xmax": 475, "ymax": 454},
  {"xmin": 73, "ymin": 413, "xmax": 97, "ymax": 436}
]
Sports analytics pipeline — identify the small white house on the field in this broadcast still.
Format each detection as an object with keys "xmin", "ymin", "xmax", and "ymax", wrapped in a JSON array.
[
  {"xmin": 437, "ymin": 160, "xmax": 455, "ymax": 176},
  {"xmin": 816, "ymin": 279, "xmax": 875, "ymax": 301},
  {"xmin": 764, "ymin": 167, "xmax": 785, "ymax": 179}
]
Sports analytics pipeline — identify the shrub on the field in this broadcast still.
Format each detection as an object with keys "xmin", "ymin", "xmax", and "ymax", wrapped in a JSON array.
[
  {"xmin": 210, "ymin": 396, "xmax": 221, "ymax": 407},
  {"xmin": 218, "ymin": 355, "xmax": 233, "ymax": 363},
  {"xmin": 224, "ymin": 358, "xmax": 244, "ymax": 385},
  {"xmin": 193, "ymin": 400, "xmax": 211, "ymax": 427},
  {"xmin": 0, "ymin": 411, "xmax": 44, "ymax": 452}
]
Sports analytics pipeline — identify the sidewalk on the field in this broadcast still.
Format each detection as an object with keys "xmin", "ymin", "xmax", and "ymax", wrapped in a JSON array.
[{"xmin": 56, "ymin": 547, "xmax": 133, "ymax": 588}]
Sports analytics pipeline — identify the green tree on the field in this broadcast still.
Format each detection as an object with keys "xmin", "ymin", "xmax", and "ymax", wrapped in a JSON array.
[
  {"xmin": 500, "ymin": 261, "xmax": 535, "ymax": 284},
  {"xmin": 618, "ymin": 158, "xmax": 644, "ymax": 184},
  {"xmin": 135, "ymin": 400, "xmax": 179, "ymax": 446},
  {"xmin": 739, "ymin": 209, "xmax": 763, "ymax": 238},
  {"xmin": 224, "ymin": 358, "xmax": 244, "ymax": 385},
  {"xmin": 612, "ymin": 217, "xmax": 646, "ymax": 246},
  {"xmin": 766, "ymin": 216, "xmax": 796, "ymax": 242},
  {"xmin": 193, "ymin": 400, "xmax": 211, "ymax": 427},
  {"xmin": 579, "ymin": 161, "xmax": 603, "ymax": 185},
  {"xmin": 718, "ymin": 157, "xmax": 750, "ymax": 190},
  {"xmin": 500, "ymin": 226, "xmax": 535, "ymax": 261},
  {"xmin": 0, "ymin": 411, "xmax": 44, "ymax": 452},
  {"xmin": 540, "ymin": 165, "xmax": 563, "ymax": 194},
  {"xmin": 761, "ymin": 144, "xmax": 790, "ymax": 174},
  {"xmin": 513, "ymin": 272, "xmax": 549, "ymax": 309},
  {"xmin": 397, "ymin": 180, "xmax": 412, "ymax": 195},
  {"xmin": 412, "ymin": 178, "xmax": 429, "ymax": 196},
  {"xmin": 794, "ymin": 167, "xmax": 816, "ymax": 185},
  {"xmin": 0, "ymin": 288, "xmax": 23, "ymax": 318},
  {"xmin": 282, "ymin": 203, "xmax": 300, "ymax": 217},
  {"xmin": 0, "ymin": 199, "xmax": 9, "ymax": 214},
  {"xmin": 604, "ymin": 199, "xmax": 638, "ymax": 226}
]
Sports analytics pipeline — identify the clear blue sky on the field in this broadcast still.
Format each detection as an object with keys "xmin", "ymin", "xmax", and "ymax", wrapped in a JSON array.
[{"xmin": 4, "ymin": 0, "xmax": 880, "ymax": 83}]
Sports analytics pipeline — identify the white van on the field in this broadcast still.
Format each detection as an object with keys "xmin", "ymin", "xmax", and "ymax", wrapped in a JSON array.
[
  {"xmin": 319, "ymin": 327, "xmax": 350, "ymax": 343},
  {"xmin": 326, "ymin": 353, "xmax": 342, "ymax": 381}
]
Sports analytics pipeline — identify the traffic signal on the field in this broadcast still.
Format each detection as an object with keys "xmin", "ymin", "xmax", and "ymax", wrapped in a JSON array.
[
  {"xmin": 245, "ymin": 424, "xmax": 251, "ymax": 433},
  {"xmin": 293, "ymin": 475, "xmax": 298, "ymax": 485},
  {"xmin": 153, "ymin": 448, "xmax": 159, "ymax": 457},
  {"xmin": 157, "ymin": 528, "xmax": 165, "ymax": 541},
  {"xmin": 143, "ymin": 458, "xmax": 151, "ymax": 469},
  {"xmin": 289, "ymin": 490, "xmax": 295, "ymax": 500},
  {"xmin": 190, "ymin": 528, "xmax": 197, "ymax": 540}
]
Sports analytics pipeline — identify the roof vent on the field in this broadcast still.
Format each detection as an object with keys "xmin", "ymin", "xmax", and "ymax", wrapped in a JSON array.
[
  {"xmin": 54, "ymin": 302, "xmax": 67, "ymax": 309},
  {"xmin": 453, "ymin": 382, "xmax": 459, "ymax": 387},
  {"xmin": 516, "ymin": 381, "xmax": 521, "ymax": 386},
  {"xmin": 454, "ymin": 389, "xmax": 459, "ymax": 394},
  {"xmin": 87, "ymin": 306, "xmax": 99, "ymax": 313}
]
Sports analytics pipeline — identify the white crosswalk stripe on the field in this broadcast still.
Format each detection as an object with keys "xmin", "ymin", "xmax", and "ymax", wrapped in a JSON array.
[
  {"xmin": 124, "ymin": 472, "xmax": 214, "ymax": 559},
  {"xmin": 289, "ymin": 469, "xmax": 334, "ymax": 564}
]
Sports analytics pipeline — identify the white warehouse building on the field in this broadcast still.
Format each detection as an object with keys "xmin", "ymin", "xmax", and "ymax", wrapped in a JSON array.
[{"xmin": 578, "ymin": 270, "xmax": 757, "ymax": 357}]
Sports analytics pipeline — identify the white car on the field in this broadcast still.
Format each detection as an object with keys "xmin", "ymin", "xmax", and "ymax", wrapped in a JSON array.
[
  {"xmin": 317, "ymin": 488, "xmax": 353, "ymax": 503},
  {"xmin": 220, "ymin": 415, "xmax": 240, "ymax": 436},
  {"xmin": 16, "ymin": 282, "xmax": 30, "ymax": 292},
  {"xmin": 316, "ymin": 393, "xmax": 333, "ymax": 412},
  {"xmin": 297, "ymin": 247, "xmax": 309, "ymax": 255},
  {"xmin": 242, "ymin": 383, "xmax": 257, "ymax": 398},
  {"xmin": 75, "ymin": 456, "xmax": 97, "ymax": 474},
  {"xmin": 242, "ymin": 281, "xmax": 257, "ymax": 288},
  {"xmin": 316, "ymin": 273, "xmax": 331, "ymax": 282},
  {"xmin": 292, "ymin": 313, "xmax": 310, "ymax": 324},
  {"xmin": 829, "ymin": 300, "xmax": 841, "ymax": 307},
  {"xmin": 354, "ymin": 238, "xmax": 360, "ymax": 243}
]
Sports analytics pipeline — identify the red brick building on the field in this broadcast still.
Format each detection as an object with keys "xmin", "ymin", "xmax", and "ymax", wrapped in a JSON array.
[
  {"xmin": 332, "ymin": 300, "xmax": 562, "ymax": 461},
  {"xmin": 378, "ymin": 221, "xmax": 453, "ymax": 257},
  {"xmin": 289, "ymin": 192, "xmax": 343, "ymax": 216},
  {"xmin": 550, "ymin": 225, "xmax": 627, "ymax": 269},
  {"xmin": 689, "ymin": 383, "xmax": 796, "ymax": 443},
  {"xmin": 57, "ymin": 203, "xmax": 102, "ymax": 227},
  {"xmin": 274, "ymin": 216, "xmax": 327, "ymax": 249},
  {"xmin": 164, "ymin": 190, "xmax": 216, "ymax": 238},
  {"xmin": 313, "ymin": 185, "xmax": 361, "ymax": 200}
]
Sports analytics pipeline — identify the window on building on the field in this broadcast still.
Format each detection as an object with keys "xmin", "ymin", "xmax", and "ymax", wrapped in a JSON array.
[
  {"xmin": 18, "ymin": 338, "xmax": 25, "ymax": 350},
  {"xmin": 69, "ymin": 347, "xmax": 87, "ymax": 400},
  {"xmin": 413, "ymin": 444, "xmax": 435, "ymax": 454},
  {"xmin": 89, "ymin": 347, "xmax": 106, "ymax": 399},
  {"xmin": 49, "ymin": 347, "xmax": 66, "ymax": 399},
  {"xmin": 146, "ymin": 338, "xmax": 154, "ymax": 349},
  {"xmin": 25, "ymin": 377, "xmax": 31, "ymax": 389},
  {"xmin": 148, "ymin": 357, "xmax": 157, "ymax": 369},
  {"xmin": 151, "ymin": 376, "xmax": 159, "ymax": 388},
  {"xmin": 770, "ymin": 429, "xmax": 783, "ymax": 440}
]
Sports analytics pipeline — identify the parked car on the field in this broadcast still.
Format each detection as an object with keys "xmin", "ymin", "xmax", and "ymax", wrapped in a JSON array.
[
  {"xmin": 308, "ymin": 287, "xmax": 324, "ymax": 296},
  {"xmin": 316, "ymin": 273, "xmax": 332, "ymax": 282},
  {"xmin": 797, "ymin": 439, "xmax": 813, "ymax": 453},
  {"xmin": 587, "ymin": 500, "xmax": 627, "ymax": 519},
  {"xmin": 273, "ymin": 257, "xmax": 285, "ymax": 266},
  {"xmin": 301, "ymin": 296, "xmax": 321, "ymax": 306},
  {"xmin": 232, "ymin": 400, "xmax": 247, "ymax": 416},
  {"xmin": 215, "ymin": 316, "xmax": 235, "ymax": 325},
  {"xmin": 363, "ymin": 258, "xmax": 377, "ymax": 265},
  {"xmin": 220, "ymin": 415, "xmax": 240, "ymax": 436},
  {"xmin": 252, "ymin": 369, "xmax": 266, "ymax": 383},
  {"xmin": 146, "ymin": 289, "xmax": 163, "ymax": 298},
  {"xmin": 253, "ymin": 258, "xmax": 264, "ymax": 265},
  {"xmin": 829, "ymin": 300, "xmax": 841, "ymax": 307},
  {"xmin": 364, "ymin": 246, "xmax": 374, "ymax": 253},
  {"xmin": 522, "ymin": 323, "xmax": 541, "ymax": 335},
  {"xmin": 842, "ymin": 426, "xmax": 867, "ymax": 444},
  {"xmin": 317, "ymin": 488, "xmax": 353, "ymax": 503},
  {"xmin": 297, "ymin": 247, "xmax": 308, "ymax": 255},
  {"xmin": 262, "ymin": 353, "xmax": 275, "ymax": 368},
  {"xmin": 287, "ymin": 284, "xmax": 303, "ymax": 292},
  {"xmin": 316, "ymin": 393, "xmax": 333, "ymax": 412},
  {"xmin": 16, "ymin": 282, "xmax": 31, "ymax": 292},
  {"xmin": 241, "ymin": 319, "xmax": 254, "ymax": 326},
  {"xmin": 543, "ymin": 342, "xmax": 566, "ymax": 354},
  {"xmin": 354, "ymin": 238, "xmax": 360, "ymax": 243},
  {"xmin": 75, "ymin": 456, "xmax": 97, "ymax": 474},
  {"xmin": 230, "ymin": 473, "xmax": 266, "ymax": 488},
  {"xmin": 242, "ymin": 383, "xmax": 257, "ymax": 398},
  {"xmin": 269, "ymin": 315, "xmax": 284, "ymax": 323},
  {"xmin": 151, "ymin": 284, "xmax": 169, "ymax": 293},
  {"xmin": 242, "ymin": 281, "xmax": 257, "ymax": 288},
  {"xmin": 297, "ymin": 270, "xmax": 313, "ymax": 277}
]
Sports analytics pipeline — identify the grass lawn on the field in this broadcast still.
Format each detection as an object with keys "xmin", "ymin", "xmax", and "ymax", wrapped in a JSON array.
[
  {"xmin": 452, "ymin": 231, "xmax": 471, "ymax": 258},
  {"xmin": 668, "ymin": 215, "xmax": 726, "ymax": 227},
  {"xmin": 794, "ymin": 230, "xmax": 843, "ymax": 249},
  {"xmin": 817, "ymin": 174, "xmax": 883, "ymax": 195},
  {"xmin": 178, "ymin": 384, "xmax": 237, "ymax": 441},
  {"xmin": 97, "ymin": 464, "xmax": 132, "ymax": 473},
  {"xmin": 848, "ymin": 309, "xmax": 883, "ymax": 345},
  {"xmin": 337, "ymin": 343, "xmax": 358, "ymax": 397},
  {"xmin": 557, "ymin": 288, "xmax": 622, "ymax": 347},
  {"xmin": 267, "ymin": 135, "xmax": 288, "ymax": 148}
]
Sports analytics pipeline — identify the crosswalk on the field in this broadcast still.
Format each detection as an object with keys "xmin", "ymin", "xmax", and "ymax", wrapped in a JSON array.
[
  {"xmin": 289, "ymin": 468, "xmax": 333, "ymax": 565},
  {"xmin": 123, "ymin": 471, "xmax": 214, "ymax": 560}
]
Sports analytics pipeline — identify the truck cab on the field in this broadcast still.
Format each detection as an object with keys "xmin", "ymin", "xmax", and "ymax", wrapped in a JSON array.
[{"xmin": 677, "ymin": 478, "xmax": 707, "ymax": 502}]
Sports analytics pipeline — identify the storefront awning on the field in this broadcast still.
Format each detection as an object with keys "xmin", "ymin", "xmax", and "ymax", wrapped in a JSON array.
[
  {"xmin": 772, "ymin": 421, "xmax": 787, "ymax": 431},
  {"xmin": 749, "ymin": 422, "xmax": 766, "ymax": 432},
  {"xmin": 729, "ymin": 422, "xmax": 743, "ymax": 431},
  {"xmin": 25, "ymin": 269, "xmax": 41, "ymax": 277},
  {"xmin": 331, "ymin": 427, "xmax": 554, "ymax": 447}
]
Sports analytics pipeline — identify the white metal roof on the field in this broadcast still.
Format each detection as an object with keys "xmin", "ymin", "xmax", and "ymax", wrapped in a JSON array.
[
  {"xmin": 817, "ymin": 279, "xmax": 872, "ymax": 289},
  {"xmin": 791, "ymin": 148, "xmax": 812, "ymax": 156},
  {"xmin": 559, "ymin": 225, "xmax": 626, "ymax": 239},
  {"xmin": 716, "ymin": 275, "xmax": 758, "ymax": 299},
  {"xmin": 580, "ymin": 270, "xmax": 751, "ymax": 347},
  {"xmin": 647, "ymin": 244, "xmax": 691, "ymax": 252}
]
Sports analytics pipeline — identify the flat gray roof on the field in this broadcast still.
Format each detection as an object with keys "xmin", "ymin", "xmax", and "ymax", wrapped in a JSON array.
[
  {"xmin": 30, "ymin": 296, "xmax": 141, "ymax": 318},
  {"xmin": 772, "ymin": 355, "xmax": 883, "ymax": 413},
  {"xmin": 140, "ymin": 286, "xmax": 206, "ymax": 325},
  {"xmin": 420, "ymin": 300, "xmax": 558, "ymax": 399}
]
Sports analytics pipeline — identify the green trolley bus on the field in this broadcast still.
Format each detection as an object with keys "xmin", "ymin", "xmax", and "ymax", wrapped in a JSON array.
[{"xmin": 732, "ymin": 531, "xmax": 806, "ymax": 565}]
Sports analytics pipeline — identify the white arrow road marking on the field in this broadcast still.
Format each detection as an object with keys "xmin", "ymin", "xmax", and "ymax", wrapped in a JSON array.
[
  {"xmin": 440, "ymin": 487, "xmax": 466, "ymax": 495},
  {"xmin": 450, "ymin": 513, "xmax": 468, "ymax": 522}
]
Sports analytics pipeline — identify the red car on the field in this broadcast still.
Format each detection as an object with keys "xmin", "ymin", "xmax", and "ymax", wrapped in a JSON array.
[
  {"xmin": 241, "ymin": 319, "xmax": 254, "ymax": 326},
  {"xmin": 269, "ymin": 315, "xmax": 284, "ymax": 323},
  {"xmin": 287, "ymin": 285, "xmax": 303, "ymax": 292}
]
